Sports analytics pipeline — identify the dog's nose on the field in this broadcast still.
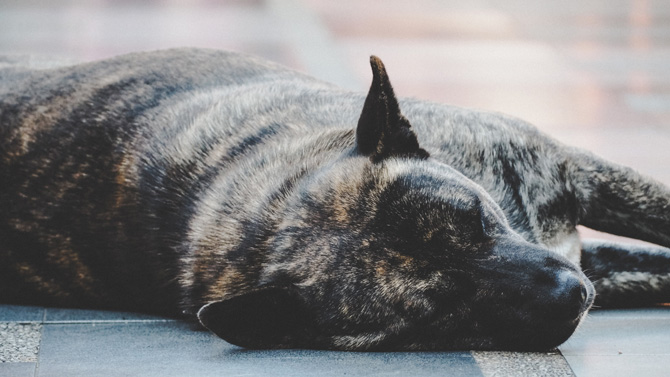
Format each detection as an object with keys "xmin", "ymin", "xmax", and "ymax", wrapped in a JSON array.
[
  {"xmin": 552, "ymin": 270, "xmax": 594, "ymax": 320},
  {"xmin": 579, "ymin": 281, "xmax": 589, "ymax": 303},
  {"xmin": 562, "ymin": 271, "xmax": 586, "ymax": 302}
]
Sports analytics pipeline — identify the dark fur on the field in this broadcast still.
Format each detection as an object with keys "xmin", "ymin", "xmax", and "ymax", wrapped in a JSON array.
[{"xmin": 1, "ymin": 48, "xmax": 669, "ymax": 351}]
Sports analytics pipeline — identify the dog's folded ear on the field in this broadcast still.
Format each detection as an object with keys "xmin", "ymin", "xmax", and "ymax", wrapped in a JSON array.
[
  {"xmin": 197, "ymin": 285, "xmax": 318, "ymax": 349},
  {"xmin": 356, "ymin": 56, "xmax": 429, "ymax": 162}
]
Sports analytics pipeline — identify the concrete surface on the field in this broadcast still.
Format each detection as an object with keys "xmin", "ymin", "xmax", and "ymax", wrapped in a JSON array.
[{"xmin": 2, "ymin": 305, "xmax": 670, "ymax": 376}]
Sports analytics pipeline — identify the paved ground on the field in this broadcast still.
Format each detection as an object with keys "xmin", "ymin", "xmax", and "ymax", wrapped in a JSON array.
[
  {"xmin": 1, "ymin": 304, "xmax": 670, "ymax": 376},
  {"xmin": 1, "ymin": 0, "xmax": 670, "ymax": 376}
]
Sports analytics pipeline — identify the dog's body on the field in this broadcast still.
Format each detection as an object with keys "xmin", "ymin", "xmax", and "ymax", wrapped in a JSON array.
[{"xmin": 1, "ymin": 48, "xmax": 669, "ymax": 351}]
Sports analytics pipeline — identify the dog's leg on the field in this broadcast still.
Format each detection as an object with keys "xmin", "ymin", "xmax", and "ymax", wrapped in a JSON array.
[
  {"xmin": 581, "ymin": 239, "xmax": 670, "ymax": 307},
  {"xmin": 575, "ymin": 153, "xmax": 670, "ymax": 248}
]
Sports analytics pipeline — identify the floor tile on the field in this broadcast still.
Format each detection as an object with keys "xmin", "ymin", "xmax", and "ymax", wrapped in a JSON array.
[
  {"xmin": 0, "ymin": 362, "xmax": 36, "ymax": 377},
  {"xmin": 0, "ymin": 305, "xmax": 44, "ymax": 322},
  {"xmin": 45, "ymin": 307, "xmax": 171, "ymax": 322},
  {"xmin": 472, "ymin": 351, "xmax": 574, "ymax": 377},
  {"xmin": 560, "ymin": 308, "xmax": 670, "ymax": 355},
  {"xmin": 559, "ymin": 308, "xmax": 670, "ymax": 377},
  {"xmin": 37, "ymin": 322, "xmax": 482, "ymax": 377},
  {"xmin": 562, "ymin": 355, "xmax": 670, "ymax": 377},
  {"xmin": 0, "ymin": 323, "xmax": 41, "ymax": 363}
]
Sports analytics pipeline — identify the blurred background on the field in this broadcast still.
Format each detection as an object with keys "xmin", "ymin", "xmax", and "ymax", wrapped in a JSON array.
[{"xmin": 2, "ymin": 0, "xmax": 670, "ymax": 240}]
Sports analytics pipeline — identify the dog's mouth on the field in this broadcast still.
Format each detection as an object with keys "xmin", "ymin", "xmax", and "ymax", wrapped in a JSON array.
[
  {"xmin": 461, "ymin": 238, "xmax": 597, "ymax": 351},
  {"xmin": 367, "ymin": 275, "xmax": 595, "ymax": 352},
  {"xmin": 411, "ymin": 253, "xmax": 596, "ymax": 351}
]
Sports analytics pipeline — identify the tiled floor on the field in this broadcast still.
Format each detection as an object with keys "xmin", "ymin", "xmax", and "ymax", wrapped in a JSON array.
[
  {"xmin": 2, "ymin": 305, "xmax": 669, "ymax": 377},
  {"xmin": 1, "ymin": 0, "xmax": 670, "ymax": 376}
]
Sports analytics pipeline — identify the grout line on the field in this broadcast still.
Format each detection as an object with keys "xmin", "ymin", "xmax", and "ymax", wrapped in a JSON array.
[
  {"xmin": 558, "ymin": 348, "xmax": 578, "ymax": 377},
  {"xmin": 33, "ymin": 323, "xmax": 44, "ymax": 377},
  {"xmin": 266, "ymin": 0, "xmax": 363, "ymax": 92},
  {"xmin": 5, "ymin": 319, "xmax": 177, "ymax": 324},
  {"xmin": 562, "ymin": 352, "xmax": 670, "ymax": 356},
  {"xmin": 472, "ymin": 350, "xmax": 575, "ymax": 377}
]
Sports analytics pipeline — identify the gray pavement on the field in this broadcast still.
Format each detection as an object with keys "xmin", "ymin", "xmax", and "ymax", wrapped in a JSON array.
[{"xmin": 2, "ymin": 305, "xmax": 670, "ymax": 376}]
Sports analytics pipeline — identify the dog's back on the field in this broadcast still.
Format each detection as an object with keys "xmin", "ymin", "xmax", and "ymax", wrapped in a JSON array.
[
  {"xmin": 0, "ymin": 48, "xmax": 365, "ymax": 313},
  {"xmin": 0, "ymin": 49, "xmax": 288, "ymax": 312}
]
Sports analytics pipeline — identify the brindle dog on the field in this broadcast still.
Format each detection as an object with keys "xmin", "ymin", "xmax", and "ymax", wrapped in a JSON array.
[{"xmin": 1, "ymin": 49, "xmax": 669, "ymax": 351}]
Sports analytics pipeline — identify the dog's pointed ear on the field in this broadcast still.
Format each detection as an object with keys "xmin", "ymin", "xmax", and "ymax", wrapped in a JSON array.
[
  {"xmin": 197, "ymin": 285, "xmax": 317, "ymax": 349},
  {"xmin": 356, "ymin": 56, "xmax": 429, "ymax": 162}
]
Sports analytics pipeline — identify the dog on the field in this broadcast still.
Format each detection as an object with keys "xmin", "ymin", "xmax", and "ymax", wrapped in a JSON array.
[{"xmin": 1, "ymin": 48, "xmax": 669, "ymax": 351}]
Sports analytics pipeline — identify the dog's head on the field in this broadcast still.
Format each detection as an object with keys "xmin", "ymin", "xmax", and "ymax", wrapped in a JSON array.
[{"xmin": 198, "ymin": 56, "xmax": 594, "ymax": 351}]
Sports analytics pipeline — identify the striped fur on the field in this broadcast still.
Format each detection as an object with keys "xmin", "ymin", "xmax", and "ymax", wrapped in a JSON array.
[{"xmin": 1, "ymin": 48, "xmax": 668, "ymax": 351}]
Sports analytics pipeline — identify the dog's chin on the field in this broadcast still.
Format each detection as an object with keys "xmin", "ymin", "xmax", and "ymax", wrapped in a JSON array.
[
  {"xmin": 482, "ymin": 295, "xmax": 594, "ymax": 351},
  {"xmin": 339, "ymin": 306, "xmax": 592, "ymax": 352},
  {"xmin": 487, "ymin": 300, "xmax": 593, "ymax": 350}
]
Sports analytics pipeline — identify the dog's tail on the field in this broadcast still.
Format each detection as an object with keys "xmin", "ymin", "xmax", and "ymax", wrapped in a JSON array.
[{"xmin": 573, "ymin": 150, "xmax": 670, "ymax": 248}]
